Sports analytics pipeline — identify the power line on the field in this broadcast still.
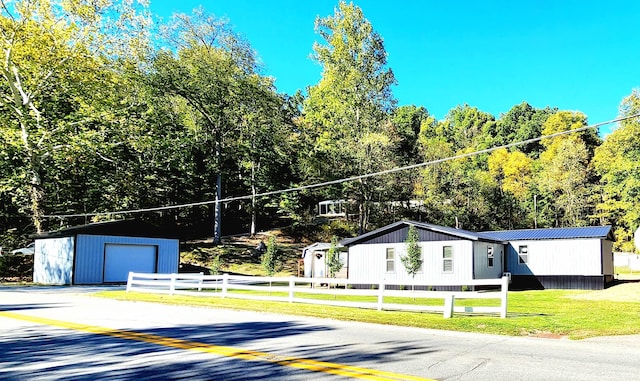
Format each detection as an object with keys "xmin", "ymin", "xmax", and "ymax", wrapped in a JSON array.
[{"xmin": 44, "ymin": 113, "xmax": 640, "ymax": 219}]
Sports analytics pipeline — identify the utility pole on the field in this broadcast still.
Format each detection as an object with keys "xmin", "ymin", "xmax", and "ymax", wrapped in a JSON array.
[{"xmin": 534, "ymin": 194, "xmax": 538, "ymax": 229}]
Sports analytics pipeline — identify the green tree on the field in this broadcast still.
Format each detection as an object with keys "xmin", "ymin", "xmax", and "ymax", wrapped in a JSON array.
[
  {"xmin": 392, "ymin": 105, "xmax": 434, "ymax": 164},
  {"xmin": 233, "ymin": 84, "xmax": 297, "ymax": 236},
  {"xmin": 400, "ymin": 224, "xmax": 422, "ymax": 290},
  {"xmin": 299, "ymin": 0, "xmax": 397, "ymax": 234},
  {"xmin": 491, "ymin": 102, "xmax": 557, "ymax": 158},
  {"xmin": 439, "ymin": 104, "xmax": 496, "ymax": 151},
  {"xmin": 536, "ymin": 111, "xmax": 599, "ymax": 227},
  {"xmin": 326, "ymin": 235, "xmax": 343, "ymax": 279},
  {"xmin": 416, "ymin": 105, "xmax": 499, "ymax": 231},
  {"xmin": 150, "ymin": 8, "xmax": 261, "ymax": 243},
  {"xmin": 593, "ymin": 90, "xmax": 640, "ymax": 250},
  {"xmin": 488, "ymin": 148, "xmax": 535, "ymax": 228},
  {"xmin": 0, "ymin": 0, "xmax": 149, "ymax": 233},
  {"xmin": 261, "ymin": 236, "xmax": 280, "ymax": 277}
]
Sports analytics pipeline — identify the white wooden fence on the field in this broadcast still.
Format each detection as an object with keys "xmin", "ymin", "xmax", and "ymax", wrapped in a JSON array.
[{"xmin": 126, "ymin": 272, "xmax": 509, "ymax": 318}]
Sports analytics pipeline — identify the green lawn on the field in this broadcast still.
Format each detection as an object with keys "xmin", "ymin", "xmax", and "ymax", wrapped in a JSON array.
[{"xmin": 95, "ymin": 287, "xmax": 640, "ymax": 340}]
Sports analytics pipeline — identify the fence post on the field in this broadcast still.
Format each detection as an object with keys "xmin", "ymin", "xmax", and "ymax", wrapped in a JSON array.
[
  {"xmin": 443, "ymin": 293, "xmax": 454, "ymax": 318},
  {"xmin": 222, "ymin": 273, "xmax": 229, "ymax": 298},
  {"xmin": 377, "ymin": 280, "xmax": 385, "ymax": 311},
  {"xmin": 198, "ymin": 272, "xmax": 204, "ymax": 292},
  {"xmin": 500, "ymin": 275, "xmax": 509, "ymax": 318},
  {"xmin": 289, "ymin": 277, "xmax": 295, "ymax": 303},
  {"xmin": 169, "ymin": 273, "xmax": 176, "ymax": 295},
  {"xmin": 126, "ymin": 271, "xmax": 133, "ymax": 292}
]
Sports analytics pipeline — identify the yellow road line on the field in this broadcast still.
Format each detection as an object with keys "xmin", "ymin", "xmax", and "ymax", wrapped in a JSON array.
[{"xmin": 0, "ymin": 311, "xmax": 434, "ymax": 381}]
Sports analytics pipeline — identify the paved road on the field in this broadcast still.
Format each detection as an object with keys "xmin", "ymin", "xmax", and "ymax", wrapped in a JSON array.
[{"xmin": 1, "ymin": 287, "xmax": 639, "ymax": 380}]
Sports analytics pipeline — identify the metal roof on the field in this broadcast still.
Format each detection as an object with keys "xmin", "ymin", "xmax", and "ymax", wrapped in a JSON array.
[
  {"xmin": 36, "ymin": 219, "xmax": 180, "ymax": 239},
  {"xmin": 340, "ymin": 220, "xmax": 503, "ymax": 246},
  {"xmin": 481, "ymin": 226, "xmax": 613, "ymax": 241},
  {"xmin": 340, "ymin": 221, "xmax": 614, "ymax": 246}
]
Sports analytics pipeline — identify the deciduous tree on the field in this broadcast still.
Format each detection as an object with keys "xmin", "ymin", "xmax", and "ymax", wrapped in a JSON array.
[
  {"xmin": 593, "ymin": 90, "xmax": 640, "ymax": 250},
  {"xmin": 299, "ymin": 1, "xmax": 397, "ymax": 234},
  {"xmin": 400, "ymin": 224, "xmax": 422, "ymax": 290}
]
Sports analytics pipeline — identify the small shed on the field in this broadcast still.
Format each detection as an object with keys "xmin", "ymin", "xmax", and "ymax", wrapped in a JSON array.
[
  {"xmin": 302, "ymin": 242, "xmax": 348, "ymax": 278},
  {"xmin": 341, "ymin": 221, "xmax": 505, "ymax": 289},
  {"xmin": 34, "ymin": 220, "xmax": 179, "ymax": 285},
  {"xmin": 482, "ymin": 226, "xmax": 614, "ymax": 290}
]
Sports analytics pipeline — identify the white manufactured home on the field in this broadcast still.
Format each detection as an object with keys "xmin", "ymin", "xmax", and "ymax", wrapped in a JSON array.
[
  {"xmin": 33, "ymin": 220, "xmax": 179, "ymax": 285},
  {"xmin": 340, "ymin": 221, "xmax": 505, "ymax": 290},
  {"xmin": 481, "ymin": 226, "xmax": 614, "ymax": 290},
  {"xmin": 336, "ymin": 221, "xmax": 614, "ymax": 290}
]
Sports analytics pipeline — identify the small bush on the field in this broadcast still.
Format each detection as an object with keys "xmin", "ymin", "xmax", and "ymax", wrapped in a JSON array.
[{"xmin": 210, "ymin": 255, "xmax": 223, "ymax": 275}]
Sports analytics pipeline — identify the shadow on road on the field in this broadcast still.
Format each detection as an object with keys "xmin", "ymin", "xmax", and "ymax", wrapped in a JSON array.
[
  {"xmin": 0, "ymin": 303, "xmax": 70, "ymax": 312},
  {"xmin": 0, "ymin": 317, "xmax": 440, "ymax": 380}
]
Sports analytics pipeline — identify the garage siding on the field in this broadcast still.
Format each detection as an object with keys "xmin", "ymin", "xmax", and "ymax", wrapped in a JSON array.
[{"xmin": 74, "ymin": 234, "xmax": 178, "ymax": 284}]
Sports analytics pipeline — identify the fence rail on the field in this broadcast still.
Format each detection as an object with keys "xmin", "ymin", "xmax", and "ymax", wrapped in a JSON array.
[{"xmin": 126, "ymin": 272, "xmax": 509, "ymax": 318}]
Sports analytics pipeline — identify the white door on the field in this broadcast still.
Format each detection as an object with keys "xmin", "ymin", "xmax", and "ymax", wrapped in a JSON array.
[
  {"xmin": 313, "ymin": 252, "xmax": 326, "ymax": 278},
  {"xmin": 104, "ymin": 244, "xmax": 157, "ymax": 282}
]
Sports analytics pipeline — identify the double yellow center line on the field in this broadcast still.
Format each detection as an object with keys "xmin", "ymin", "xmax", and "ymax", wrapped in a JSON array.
[{"xmin": 0, "ymin": 311, "xmax": 434, "ymax": 381}]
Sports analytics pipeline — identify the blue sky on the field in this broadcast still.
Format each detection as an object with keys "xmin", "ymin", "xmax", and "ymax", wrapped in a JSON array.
[{"xmin": 150, "ymin": 1, "xmax": 640, "ymax": 135}]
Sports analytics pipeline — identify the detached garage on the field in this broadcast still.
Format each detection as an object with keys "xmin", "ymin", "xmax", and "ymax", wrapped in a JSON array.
[{"xmin": 34, "ymin": 220, "xmax": 179, "ymax": 285}]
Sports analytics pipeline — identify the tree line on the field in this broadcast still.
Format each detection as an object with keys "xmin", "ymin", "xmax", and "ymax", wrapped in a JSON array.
[{"xmin": 1, "ymin": 0, "xmax": 639, "ymax": 251}]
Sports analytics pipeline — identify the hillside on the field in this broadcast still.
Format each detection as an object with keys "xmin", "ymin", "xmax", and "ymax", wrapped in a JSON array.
[{"xmin": 179, "ymin": 230, "xmax": 311, "ymax": 277}]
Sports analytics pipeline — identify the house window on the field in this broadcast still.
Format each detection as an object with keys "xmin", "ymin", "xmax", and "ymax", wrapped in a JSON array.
[
  {"xmin": 487, "ymin": 246, "xmax": 494, "ymax": 268},
  {"xmin": 386, "ymin": 248, "xmax": 395, "ymax": 272},
  {"xmin": 442, "ymin": 246, "xmax": 453, "ymax": 273},
  {"xmin": 518, "ymin": 245, "xmax": 528, "ymax": 264}
]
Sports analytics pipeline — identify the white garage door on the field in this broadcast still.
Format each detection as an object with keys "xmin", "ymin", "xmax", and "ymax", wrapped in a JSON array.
[{"xmin": 104, "ymin": 244, "xmax": 157, "ymax": 283}]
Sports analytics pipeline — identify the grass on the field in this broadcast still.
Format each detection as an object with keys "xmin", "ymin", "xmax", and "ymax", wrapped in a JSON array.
[
  {"xmin": 95, "ymin": 287, "xmax": 640, "ymax": 340},
  {"xmin": 615, "ymin": 266, "xmax": 638, "ymax": 275}
]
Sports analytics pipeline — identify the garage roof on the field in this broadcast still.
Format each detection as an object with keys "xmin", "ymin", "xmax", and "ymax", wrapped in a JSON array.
[{"xmin": 36, "ymin": 219, "xmax": 179, "ymax": 239}]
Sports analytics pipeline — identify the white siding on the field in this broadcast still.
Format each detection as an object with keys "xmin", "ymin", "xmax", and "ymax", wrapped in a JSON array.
[
  {"xmin": 506, "ymin": 238, "xmax": 603, "ymax": 276},
  {"xmin": 304, "ymin": 249, "xmax": 348, "ymax": 278},
  {"xmin": 348, "ymin": 240, "xmax": 474, "ymax": 283},
  {"xmin": 473, "ymin": 242, "xmax": 504, "ymax": 279},
  {"xmin": 34, "ymin": 237, "xmax": 75, "ymax": 285}
]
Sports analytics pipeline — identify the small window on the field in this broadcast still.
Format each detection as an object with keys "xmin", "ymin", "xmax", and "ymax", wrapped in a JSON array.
[
  {"xmin": 518, "ymin": 245, "xmax": 528, "ymax": 264},
  {"xmin": 443, "ymin": 246, "xmax": 453, "ymax": 273},
  {"xmin": 386, "ymin": 248, "xmax": 395, "ymax": 272},
  {"xmin": 487, "ymin": 246, "xmax": 494, "ymax": 268}
]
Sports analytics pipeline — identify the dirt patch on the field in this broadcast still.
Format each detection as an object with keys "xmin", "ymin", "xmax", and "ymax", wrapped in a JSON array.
[
  {"xmin": 180, "ymin": 231, "xmax": 308, "ymax": 275},
  {"xmin": 570, "ymin": 281, "xmax": 640, "ymax": 302},
  {"xmin": 533, "ymin": 332, "xmax": 567, "ymax": 339}
]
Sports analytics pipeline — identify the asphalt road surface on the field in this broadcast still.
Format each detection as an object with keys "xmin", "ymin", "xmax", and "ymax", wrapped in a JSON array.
[{"xmin": 1, "ymin": 286, "xmax": 639, "ymax": 380}]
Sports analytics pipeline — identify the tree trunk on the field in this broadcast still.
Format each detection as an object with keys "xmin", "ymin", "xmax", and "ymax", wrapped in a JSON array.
[
  {"xmin": 213, "ymin": 140, "xmax": 222, "ymax": 244},
  {"xmin": 29, "ymin": 170, "xmax": 45, "ymax": 234},
  {"xmin": 250, "ymin": 159, "xmax": 257, "ymax": 236}
]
